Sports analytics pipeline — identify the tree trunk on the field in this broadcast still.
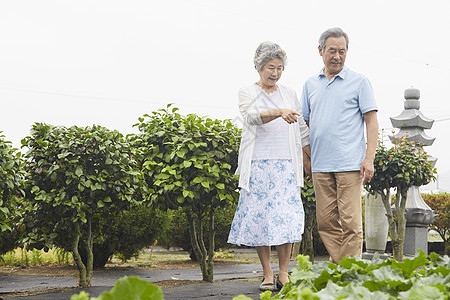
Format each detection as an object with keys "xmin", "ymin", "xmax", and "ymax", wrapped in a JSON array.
[
  {"xmin": 186, "ymin": 210, "xmax": 213, "ymax": 282},
  {"xmin": 71, "ymin": 222, "xmax": 88, "ymax": 287},
  {"xmin": 291, "ymin": 242, "xmax": 301, "ymax": 261},
  {"xmin": 393, "ymin": 188, "xmax": 408, "ymax": 262},
  {"xmin": 380, "ymin": 185, "xmax": 408, "ymax": 262},
  {"xmin": 206, "ymin": 208, "xmax": 215, "ymax": 282},
  {"xmin": 84, "ymin": 214, "xmax": 94, "ymax": 285},
  {"xmin": 301, "ymin": 227, "xmax": 315, "ymax": 262},
  {"xmin": 380, "ymin": 188, "xmax": 401, "ymax": 261},
  {"xmin": 292, "ymin": 205, "xmax": 316, "ymax": 262}
]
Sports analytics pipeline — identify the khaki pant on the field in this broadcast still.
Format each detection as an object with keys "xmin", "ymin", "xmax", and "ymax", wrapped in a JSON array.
[{"xmin": 312, "ymin": 171, "xmax": 363, "ymax": 263}]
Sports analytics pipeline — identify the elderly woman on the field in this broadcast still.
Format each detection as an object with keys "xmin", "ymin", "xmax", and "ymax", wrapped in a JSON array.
[{"xmin": 228, "ymin": 41, "xmax": 311, "ymax": 291}]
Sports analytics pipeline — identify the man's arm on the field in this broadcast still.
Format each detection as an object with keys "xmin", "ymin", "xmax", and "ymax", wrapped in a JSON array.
[
  {"xmin": 302, "ymin": 145, "xmax": 311, "ymax": 176},
  {"xmin": 361, "ymin": 111, "xmax": 379, "ymax": 183}
]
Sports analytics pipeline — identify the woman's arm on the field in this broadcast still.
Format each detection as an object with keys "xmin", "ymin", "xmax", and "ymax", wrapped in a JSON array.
[{"xmin": 260, "ymin": 108, "xmax": 301, "ymax": 124}]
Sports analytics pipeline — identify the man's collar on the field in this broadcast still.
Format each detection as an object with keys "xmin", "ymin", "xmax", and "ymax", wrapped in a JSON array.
[{"xmin": 317, "ymin": 65, "xmax": 347, "ymax": 79}]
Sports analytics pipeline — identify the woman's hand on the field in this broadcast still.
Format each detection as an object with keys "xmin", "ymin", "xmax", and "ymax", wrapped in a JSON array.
[
  {"xmin": 260, "ymin": 108, "xmax": 300, "ymax": 124},
  {"xmin": 280, "ymin": 108, "xmax": 300, "ymax": 124}
]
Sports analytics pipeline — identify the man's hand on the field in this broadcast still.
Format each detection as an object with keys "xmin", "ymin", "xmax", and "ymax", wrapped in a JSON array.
[{"xmin": 360, "ymin": 158, "xmax": 374, "ymax": 184}]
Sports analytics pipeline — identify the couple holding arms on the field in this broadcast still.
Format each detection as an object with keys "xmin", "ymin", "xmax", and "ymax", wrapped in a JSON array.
[{"xmin": 227, "ymin": 27, "xmax": 379, "ymax": 291}]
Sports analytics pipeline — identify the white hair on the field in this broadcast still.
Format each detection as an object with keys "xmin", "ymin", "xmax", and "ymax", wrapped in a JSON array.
[
  {"xmin": 253, "ymin": 41, "xmax": 287, "ymax": 71},
  {"xmin": 319, "ymin": 27, "xmax": 349, "ymax": 50}
]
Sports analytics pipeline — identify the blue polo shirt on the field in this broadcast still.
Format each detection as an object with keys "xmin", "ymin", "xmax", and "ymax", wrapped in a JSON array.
[{"xmin": 301, "ymin": 66, "xmax": 378, "ymax": 172}]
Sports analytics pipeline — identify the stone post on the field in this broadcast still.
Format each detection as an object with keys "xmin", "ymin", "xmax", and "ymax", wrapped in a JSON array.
[
  {"xmin": 389, "ymin": 87, "xmax": 438, "ymax": 255},
  {"xmin": 364, "ymin": 192, "xmax": 389, "ymax": 254}
]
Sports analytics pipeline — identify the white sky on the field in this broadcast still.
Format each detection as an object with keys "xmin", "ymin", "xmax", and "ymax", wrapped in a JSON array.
[{"xmin": 1, "ymin": 0, "xmax": 449, "ymax": 191}]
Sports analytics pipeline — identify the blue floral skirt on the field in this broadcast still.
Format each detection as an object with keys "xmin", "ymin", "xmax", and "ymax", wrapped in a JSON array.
[{"xmin": 227, "ymin": 159, "xmax": 304, "ymax": 246}]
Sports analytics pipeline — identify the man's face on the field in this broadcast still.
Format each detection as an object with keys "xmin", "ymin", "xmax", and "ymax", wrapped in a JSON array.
[{"xmin": 319, "ymin": 36, "xmax": 347, "ymax": 77}]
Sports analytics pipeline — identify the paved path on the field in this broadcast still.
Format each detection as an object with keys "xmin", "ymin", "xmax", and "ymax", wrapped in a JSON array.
[{"xmin": 1, "ymin": 259, "xmax": 317, "ymax": 299}]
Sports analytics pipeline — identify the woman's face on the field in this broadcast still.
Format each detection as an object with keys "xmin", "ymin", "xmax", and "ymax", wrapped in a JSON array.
[{"xmin": 258, "ymin": 58, "xmax": 284, "ymax": 88}]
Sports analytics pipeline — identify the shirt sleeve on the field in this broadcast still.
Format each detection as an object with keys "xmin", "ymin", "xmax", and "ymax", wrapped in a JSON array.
[
  {"xmin": 359, "ymin": 78, "xmax": 378, "ymax": 114},
  {"xmin": 238, "ymin": 87, "xmax": 263, "ymax": 126},
  {"xmin": 293, "ymin": 89, "xmax": 310, "ymax": 147},
  {"xmin": 300, "ymin": 82, "xmax": 311, "ymax": 121}
]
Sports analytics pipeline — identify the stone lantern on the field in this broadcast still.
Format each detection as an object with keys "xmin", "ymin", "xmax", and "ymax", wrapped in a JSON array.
[{"xmin": 389, "ymin": 87, "xmax": 438, "ymax": 255}]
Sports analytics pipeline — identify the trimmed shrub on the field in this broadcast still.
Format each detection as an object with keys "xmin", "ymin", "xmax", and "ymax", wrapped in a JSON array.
[{"xmin": 422, "ymin": 192, "xmax": 450, "ymax": 255}]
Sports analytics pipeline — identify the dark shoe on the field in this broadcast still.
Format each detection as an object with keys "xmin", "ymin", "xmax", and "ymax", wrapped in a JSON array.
[
  {"xmin": 276, "ymin": 275, "xmax": 285, "ymax": 290},
  {"xmin": 259, "ymin": 277, "xmax": 275, "ymax": 291}
]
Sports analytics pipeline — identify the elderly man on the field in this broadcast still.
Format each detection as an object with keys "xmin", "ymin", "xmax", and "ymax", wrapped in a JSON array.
[{"xmin": 300, "ymin": 27, "xmax": 379, "ymax": 264}]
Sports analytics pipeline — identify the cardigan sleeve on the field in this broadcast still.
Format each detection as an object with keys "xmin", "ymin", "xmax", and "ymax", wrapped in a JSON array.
[
  {"xmin": 238, "ymin": 87, "xmax": 263, "ymax": 126},
  {"xmin": 293, "ymin": 89, "xmax": 310, "ymax": 147}
]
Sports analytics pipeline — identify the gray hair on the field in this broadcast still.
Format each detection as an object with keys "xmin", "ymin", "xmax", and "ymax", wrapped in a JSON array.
[
  {"xmin": 253, "ymin": 41, "xmax": 287, "ymax": 71},
  {"xmin": 318, "ymin": 27, "xmax": 349, "ymax": 50}
]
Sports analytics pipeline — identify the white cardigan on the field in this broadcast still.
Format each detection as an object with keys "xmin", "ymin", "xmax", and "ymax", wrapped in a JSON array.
[{"xmin": 236, "ymin": 83, "xmax": 310, "ymax": 191}]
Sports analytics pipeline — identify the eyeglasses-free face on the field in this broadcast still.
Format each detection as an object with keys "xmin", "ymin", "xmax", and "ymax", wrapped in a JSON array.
[
  {"xmin": 319, "ymin": 36, "xmax": 347, "ymax": 78},
  {"xmin": 257, "ymin": 58, "xmax": 284, "ymax": 90}
]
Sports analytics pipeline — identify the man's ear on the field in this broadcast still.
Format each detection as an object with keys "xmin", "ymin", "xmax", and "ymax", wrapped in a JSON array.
[{"xmin": 318, "ymin": 45, "xmax": 323, "ymax": 56}]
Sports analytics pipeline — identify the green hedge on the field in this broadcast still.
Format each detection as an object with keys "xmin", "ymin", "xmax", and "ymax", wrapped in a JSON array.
[{"xmin": 422, "ymin": 192, "xmax": 450, "ymax": 255}]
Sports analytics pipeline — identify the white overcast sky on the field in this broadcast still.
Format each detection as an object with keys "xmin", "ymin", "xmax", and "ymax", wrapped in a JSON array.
[{"xmin": 1, "ymin": 0, "xmax": 449, "ymax": 191}]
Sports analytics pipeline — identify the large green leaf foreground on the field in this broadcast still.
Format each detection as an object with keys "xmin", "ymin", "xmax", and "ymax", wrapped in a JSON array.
[
  {"xmin": 71, "ymin": 277, "xmax": 164, "ymax": 300},
  {"xmin": 236, "ymin": 250, "xmax": 450, "ymax": 300}
]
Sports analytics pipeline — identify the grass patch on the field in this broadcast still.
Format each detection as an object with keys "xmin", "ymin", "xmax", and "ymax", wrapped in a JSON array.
[
  {"xmin": 0, "ymin": 247, "xmax": 262, "ymax": 276},
  {"xmin": 0, "ymin": 247, "xmax": 73, "ymax": 268}
]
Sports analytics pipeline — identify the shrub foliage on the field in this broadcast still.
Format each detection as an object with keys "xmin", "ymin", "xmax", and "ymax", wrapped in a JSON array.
[
  {"xmin": 423, "ymin": 192, "xmax": 450, "ymax": 255},
  {"xmin": 365, "ymin": 137, "xmax": 436, "ymax": 261},
  {"xmin": 134, "ymin": 105, "xmax": 240, "ymax": 281},
  {"xmin": 23, "ymin": 123, "xmax": 146, "ymax": 286}
]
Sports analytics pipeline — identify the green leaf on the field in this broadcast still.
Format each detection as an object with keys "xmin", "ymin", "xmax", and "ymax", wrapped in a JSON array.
[
  {"xmin": 401, "ymin": 284, "xmax": 445, "ymax": 300},
  {"xmin": 176, "ymin": 196, "xmax": 185, "ymax": 203},
  {"xmin": 215, "ymin": 183, "xmax": 225, "ymax": 189},
  {"xmin": 201, "ymin": 181, "xmax": 210, "ymax": 188},
  {"xmin": 70, "ymin": 290, "xmax": 90, "ymax": 300},
  {"xmin": 75, "ymin": 166, "xmax": 83, "ymax": 176},
  {"xmin": 192, "ymin": 177, "xmax": 202, "ymax": 184},
  {"xmin": 94, "ymin": 276, "xmax": 163, "ymax": 300},
  {"xmin": 391, "ymin": 249, "xmax": 428, "ymax": 278},
  {"xmin": 182, "ymin": 190, "xmax": 194, "ymax": 199}
]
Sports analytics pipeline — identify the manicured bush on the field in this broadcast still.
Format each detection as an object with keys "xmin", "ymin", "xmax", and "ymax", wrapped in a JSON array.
[
  {"xmin": 422, "ymin": 192, "xmax": 450, "ymax": 255},
  {"xmin": 365, "ymin": 138, "xmax": 436, "ymax": 261},
  {"xmin": 23, "ymin": 123, "xmax": 147, "ymax": 286},
  {"xmin": 0, "ymin": 132, "xmax": 26, "ymax": 255},
  {"xmin": 134, "ymin": 105, "xmax": 240, "ymax": 281}
]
